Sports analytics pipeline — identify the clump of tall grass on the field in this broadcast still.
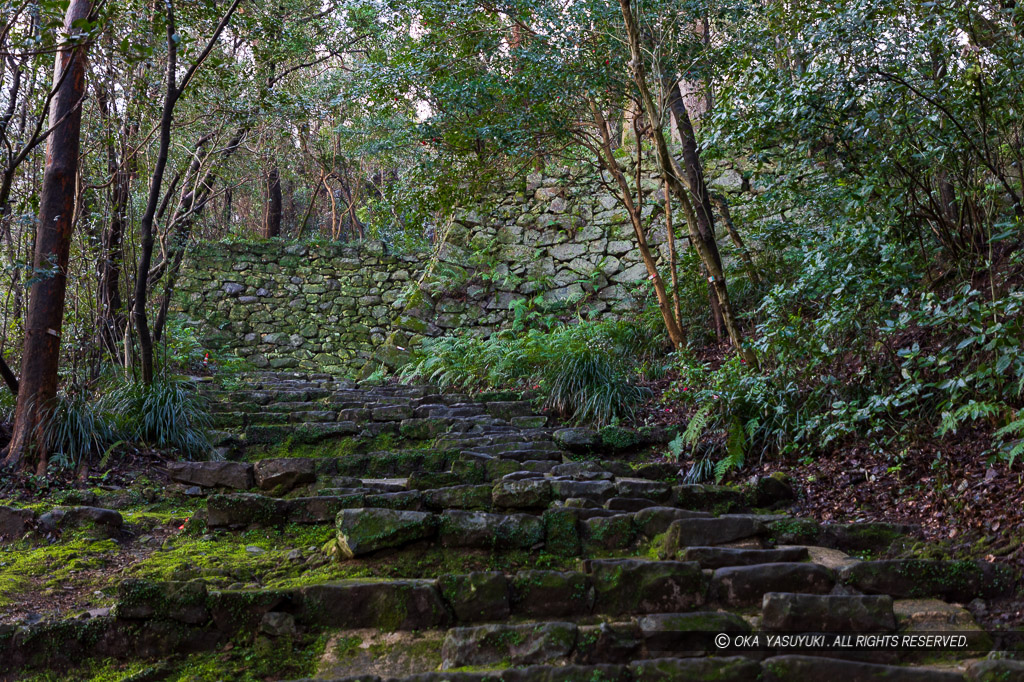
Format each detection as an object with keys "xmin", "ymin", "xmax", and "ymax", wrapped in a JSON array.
[
  {"xmin": 35, "ymin": 377, "xmax": 212, "ymax": 470},
  {"xmin": 101, "ymin": 378, "xmax": 212, "ymax": 458},
  {"xmin": 402, "ymin": 318, "xmax": 662, "ymax": 426}
]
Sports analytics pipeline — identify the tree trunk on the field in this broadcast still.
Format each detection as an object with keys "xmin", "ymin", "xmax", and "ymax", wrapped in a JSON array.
[
  {"xmin": 619, "ymin": 0, "xmax": 756, "ymax": 367},
  {"xmin": 588, "ymin": 100, "xmax": 686, "ymax": 350},
  {"xmin": 132, "ymin": 0, "xmax": 242, "ymax": 384},
  {"xmin": 263, "ymin": 164, "xmax": 282, "ymax": 238},
  {"xmin": 3, "ymin": 0, "xmax": 92, "ymax": 472},
  {"xmin": 0, "ymin": 355, "xmax": 17, "ymax": 396}
]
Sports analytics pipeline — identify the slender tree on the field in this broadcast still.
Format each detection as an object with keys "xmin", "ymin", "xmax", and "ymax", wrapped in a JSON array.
[{"xmin": 131, "ymin": 0, "xmax": 243, "ymax": 384}]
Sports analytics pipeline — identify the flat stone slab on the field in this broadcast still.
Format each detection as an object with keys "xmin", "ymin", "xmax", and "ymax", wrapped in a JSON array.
[
  {"xmin": 254, "ymin": 458, "xmax": 316, "ymax": 491},
  {"xmin": 839, "ymin": 559, "xmax": 1017, "ymax": 601},
  {"xmin": 583, "ymin": 559, "xmax": 707, "ymax": 615},
  {"xmin": 438, "ymin": 510, "xmax": 543, "ymax": 550},
  {"xmin": 167, "ymin": 461, "xmax": 253, "ymax": 489},
  {"xmin": 681, "ymin": 546, "xmax": 809, "ymax": 569},
  {"xmin": 631, "ymin": 656, "xmax": 763, "ymax": 682},
  {"xmin": 510, "ymin": 570, "xmax": 594, "ymax": 618},
  {"xmin": 297, "ymin": 580, "xmax": 450, "ymax": 630},
  {"xmin": 634, "ymin": 507, "xmax": 712, "ymax": 539},
  {"xmin": 441, "ymin": 622, "xmax": 577, "ymax": 669},
  {"xmin": 492, "ymin": 479, "xmax": 552, "ymax": 508},
  {"xmin": 762, "ymin": 593, "xmax": 896, "ymax": 632},
  {"xmin": 438, "ymin": 572, "xmax": 509, "ymax": 622},
  {"xmin": 639, "ymin": 612, "xmax": 751, "ymax": 656},
  {"xmin": 761, "ymin": 655, "xmax": 965, "ymax": 681},
  {"xmin": 661, "ymin": 516, "xmax": 767, "ymax": 554},
  {"xmin": 713, "ymin": 563, "xmax": 835, "ymax": 606}
]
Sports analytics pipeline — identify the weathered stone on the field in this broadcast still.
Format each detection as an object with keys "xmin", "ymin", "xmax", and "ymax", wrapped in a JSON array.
[
  {"xmin": 713, "ymin": 564, "xmax": 835, "ymax": 606},
  {"xmin": 581, "ymin": 514, "xmax": 637, "ymax": 551},
  {"xmin": 680, "ymin": 546, "xmax": 809, "ymax": 569},
  {"xmin": 603, "ymin": 498, "xmax": 656, "ymax": 513},
  {"xmin": 0, "ymin": 505, "xmax": 34, "ymax": 541},
  {"xmin": 839, "ymin": 560, "xmax": 1017, "ymax": 601},
  {"xmin": 615, "ymin": 479, "xmax": 671, "ymax": 502},
  {"xmin": 819, "ymin": 522, "xmax": 914, "ymax": 552},
  {"xmin": 553, "ymin": 428, "xmax": 599, "ymax": 453},
  {"xmin": 749, "ymin": 474, "xmax": 796, "ymax": 506},
  {"xmin": 298, "ymin": 580, "xmax": 450, "ymax": 630},
  {"xmin": 967, "ymin": 659, "xmax": 1024, "ymax": 682},
  {"xmin": 371, "ymin": 404, "xmax": 414, "ymax": 421},
  {"xmin": 492, "ymin": 479, "xmax": 552, "ymax": 509},
  {"xmin": 535, "ymin": 508, "xmax": 578, "ymax": 557},
  {"xmin": 639, "ymin": 612, "xmax": 751, "ymax": 656},
  {"xmin": 438, "ymin": 511, "xmax": 543, "ymax": 550},
  {"xmin": 510, "ymin": 570, "xmax": 593, "ymax": 618},
  {"xmin": 631, "ymin": 656, "xmax": 763, "ymax": 682},
  {"xmin": 335, "ymin": 508, "xmax": 437, "ymax": 557},
  {"xmin": 672, "ymin": 484, "xmax": 747, "ymax": 512},
  {"xmin": 253, "ymin": 458, "xmax": 315, "ymax": 491},
  {"xmin": 570, "ymin": 623, "xmax": 642, "ymax": 666},
  {"xmin": 762, "ymin": 593, "xmax": 896, "ymax": 632},
  {"xmin": 634, "ymin": 507, "xmax": 712, "ymax": 539},
  {"xmin": 661, "ymin": 516, "xmax": 767, "ymax": 555},
  {"xmin": 260, "ymin": 611, "xmax": 297, "ymax": 637},
  {"xmin": 441, "ymin": 622, "xmax": 577, "ymax": 669},
  {"xmin": 117, "ymin": 579, "xmax": 209, "ymax": 624},
  {"xmin": 584, "ymin": 559, "xmax": 706, "ymax": 615},
  {"xmin": 438, "ymin": 572, "xmax": 510, "ymax": 622},
  {"xmin": 36, "ymin": 506, "xmax": 122, "ymax": 536},
  {"xmin": 207, "ymin": 493, "xmax": 289, "ymax": 528},
  {"xmin": 550, "ymin": 462, "xmax": 613, "ymax": 480},
  {"xmin": 167, "ymin": 461, "xmax": 253, "ymax": 489},
  {"xmin": 551, "ymin": 480, "xmax": 616, "ymax": 503},
  {"xmin": 761, "ymin": 655, "xmax": 965, "ymax": 681},
  {"xmin": 422, "ymin": 485, "xmax": 492, "ymax": 511}
]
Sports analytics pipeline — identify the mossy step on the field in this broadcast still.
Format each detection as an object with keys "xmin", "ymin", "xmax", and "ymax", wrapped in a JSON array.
[{"xmin": 295, "ymin": 656, "xmax": 764, "ymax": 682}]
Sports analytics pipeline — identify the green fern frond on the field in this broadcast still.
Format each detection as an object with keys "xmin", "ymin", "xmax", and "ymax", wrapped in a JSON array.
[{"xmin": 682, "ymin": 403, "xmax": 714, "ymax": 447}]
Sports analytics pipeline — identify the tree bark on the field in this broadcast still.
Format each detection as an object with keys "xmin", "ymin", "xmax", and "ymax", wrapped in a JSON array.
[
  {"xmin": 263, "ymin": 164, "xmax": 282, "ymax": 237},
  {"xmin": 0, "ymin": 355, "xmax": 17, "ymax": 396},
  {"xmin": 3, "ymin": 0, "xmax": 92, "ymax": 472},
  {"xmin": 619, "ymin": 0, "xmax": 757, "ymax": 367},
  {"xmin": 588, "ymin": 100, "xmax": 686, "ymax": 350},
  {"xmin": 132, "ymin": 0, "xmax": 242, "ymax": 384}
]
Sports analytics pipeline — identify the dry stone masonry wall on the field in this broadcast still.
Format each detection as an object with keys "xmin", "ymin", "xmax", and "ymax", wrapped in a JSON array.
[{"xmin": 177, "ymin": 163, "xmax": 745, "ymax": 374}]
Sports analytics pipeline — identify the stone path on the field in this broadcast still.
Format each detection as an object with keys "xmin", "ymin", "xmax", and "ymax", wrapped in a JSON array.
[{"xmin": 2, "ymin": 371, "xmax": 1022, "ymax": 680}]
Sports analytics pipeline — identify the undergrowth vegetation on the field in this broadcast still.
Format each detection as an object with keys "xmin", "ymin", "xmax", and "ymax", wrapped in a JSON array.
[
  {"xmin": 42, "ymin": 377, "xmax": 212, "ymax": 472},
  {"xmin": 401, "ymin": 316, "xmax": 664, "ymax": 426}
]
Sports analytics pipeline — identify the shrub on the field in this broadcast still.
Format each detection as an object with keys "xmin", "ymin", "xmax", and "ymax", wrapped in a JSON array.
[
  {"xmin": 45, "ymin": 392, "xmax": 111, "ymax": 471},
  {"xmin": 402, "ymin": 318, "xmax": 660, "ymax": 426},
  {"xmin": 101, "ymin": 378, "xmax": 212, "ymax": 459}
]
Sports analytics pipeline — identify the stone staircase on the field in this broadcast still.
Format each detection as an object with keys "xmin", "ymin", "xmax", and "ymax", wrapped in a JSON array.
[
  {"xmin": 199, "ymin": 372, "xmax": 548, "ymax": 455},
  {"xmin": 3, "ymin": 372, "xmax": 1022, "ymax": 680}
]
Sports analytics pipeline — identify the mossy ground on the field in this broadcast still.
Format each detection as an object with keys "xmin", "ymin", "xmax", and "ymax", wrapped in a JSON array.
[
  {"xmin": 0, "ymin": 535, "xmax": 120, "ymax": 608},
  {"xmin": 17, "ymin": 631, "xmax": 330, "ymax": 681}
]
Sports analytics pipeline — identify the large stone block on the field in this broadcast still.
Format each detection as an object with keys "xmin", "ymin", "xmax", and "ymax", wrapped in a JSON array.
[{"xmin": 335, "ymin": 508, "xmax": 437, "ymax": 557}]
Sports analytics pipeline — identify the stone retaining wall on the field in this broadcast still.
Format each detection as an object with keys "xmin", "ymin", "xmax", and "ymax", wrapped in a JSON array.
[{"xmin": 176, "ymin": 162, "xmax": 743, "ymax": 374}]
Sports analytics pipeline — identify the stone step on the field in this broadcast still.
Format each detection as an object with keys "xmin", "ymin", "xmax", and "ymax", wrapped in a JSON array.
[{"xmin": 295, "ymin": 655, "xmax": 984, "ymax": 682}]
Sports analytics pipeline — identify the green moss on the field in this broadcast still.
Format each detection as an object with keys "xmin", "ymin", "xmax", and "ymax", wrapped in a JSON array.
[
  {"xmin": 0, "ymin": 536, "xmax": 119, "ymax": 607},
  {"xmin": 126, "ymin": 524, "xmax": 332, "ymax": 587}
]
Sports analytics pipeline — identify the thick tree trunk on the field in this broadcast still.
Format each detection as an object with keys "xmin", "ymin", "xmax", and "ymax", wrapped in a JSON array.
[
  {"xmin": 3, "ymin": 0, "xmax": 92, "ymax": 472},
  {"xmin": 263, "ymin": 164, "xmax": 282, "ymax": 238}
]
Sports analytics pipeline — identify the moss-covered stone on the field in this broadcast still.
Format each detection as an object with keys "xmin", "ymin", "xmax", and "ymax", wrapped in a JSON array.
[{"xmin": 336, "ymin": 508, "xmax": 438, "ymax": 557}]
